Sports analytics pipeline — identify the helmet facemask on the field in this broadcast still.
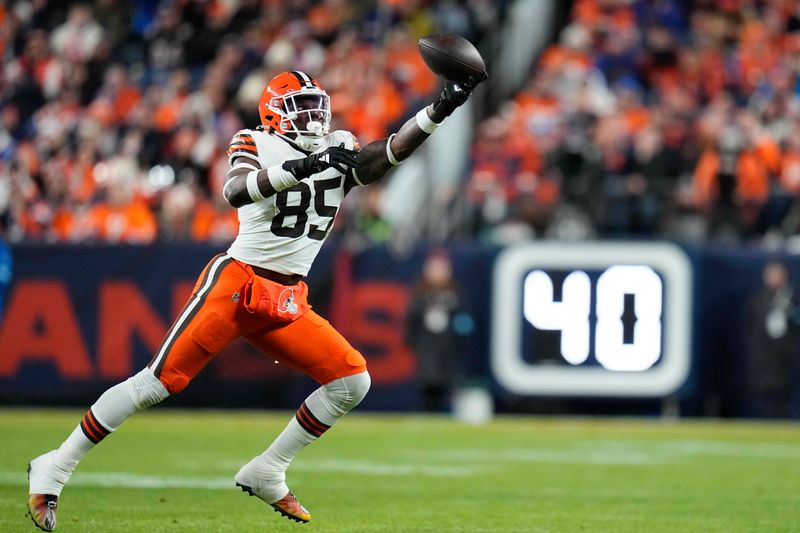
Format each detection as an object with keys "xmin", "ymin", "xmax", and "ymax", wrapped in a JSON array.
[{"xmin": 269, "ymin": 90, "xmax": 331, "ymax": 150}]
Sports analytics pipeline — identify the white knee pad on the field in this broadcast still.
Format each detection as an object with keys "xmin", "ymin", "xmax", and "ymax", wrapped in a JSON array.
[
  {"xmin": 334, "ymin": 371, "xmax": 371, "ymax": 410},
  {"xmin": 306, "ymin": 371, "xmax": 371, "ymax": 425},
  {"xmin": 126, "ymin": 367, "xmax": 169, "ymax": 410}
]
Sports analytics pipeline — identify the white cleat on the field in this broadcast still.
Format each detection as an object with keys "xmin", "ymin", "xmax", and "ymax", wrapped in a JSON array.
[
  {"xmin": 27, "ymin": 451, "xmax": 70, "ymax": 531},
  {"xmin": 234, "ymin": 458, "xmax": 310, "ymax": 522},
  {"xmin": 234, "ymin": 458, "xmax": 288, "ymax": 504},
  {"xmin": 28, "ymin": 451, "xmax": 69, "ymax": 497}
]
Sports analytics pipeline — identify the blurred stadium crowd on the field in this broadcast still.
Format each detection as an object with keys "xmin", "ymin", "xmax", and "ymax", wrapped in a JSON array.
[
  {"xmin": 470, "ymin": 0, "xmax": 800, "ymax": 243},
  {"xmin": 2, "ymin": 0, "xmax": 800, "ymax": 245},
  {"xmin": 0, "ymin": 0, "xmax": 503, "ymax": 243}
]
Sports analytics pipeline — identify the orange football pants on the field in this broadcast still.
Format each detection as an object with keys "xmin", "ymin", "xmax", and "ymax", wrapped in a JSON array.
[{"xmin": 147, "ymin": 254, "xmax": 367, "ymax": 394}]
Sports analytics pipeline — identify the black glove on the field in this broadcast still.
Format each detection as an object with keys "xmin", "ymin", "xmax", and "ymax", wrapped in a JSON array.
[
  {"xmin": 430, "ymin": 76, "xmax": 480, "ymax": 120},
  {"xmin": 282, "ymin": 146, "xmax": 358, "ymax": 180}
]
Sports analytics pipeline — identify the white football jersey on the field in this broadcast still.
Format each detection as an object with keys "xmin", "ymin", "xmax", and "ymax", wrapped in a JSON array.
[{"xmin": 225, "ymin": 128, "xmax": 358, "ymax": 276}]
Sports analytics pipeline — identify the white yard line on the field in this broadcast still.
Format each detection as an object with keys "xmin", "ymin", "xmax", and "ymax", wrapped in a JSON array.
[
  {"xmin": 414, "ymin": 448, "xmax": 657, "ymax": 465},
  {"xmin": 0, "ymin": 472, "xmax": 233, "ymax": 490},
  {"xmin": 407, "ymin": 438, "xmax": 800, "ymax": 466},
  {"xmin": 0, "ymin": 460, "xmax": 480, "ymax": 489},
  {"xmin": 295, "ymin": 459, "xmax": 481, "ymax": 477}
]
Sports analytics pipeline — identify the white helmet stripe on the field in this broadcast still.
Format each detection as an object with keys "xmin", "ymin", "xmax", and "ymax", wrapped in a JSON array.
[{"xmin": 290, "ymin": 71, "xmax": 316, "ymax": 88}]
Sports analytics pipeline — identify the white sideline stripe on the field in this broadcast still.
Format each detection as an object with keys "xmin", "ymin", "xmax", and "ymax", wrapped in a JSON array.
[
  {"xmin": 294, "ymin": 459, "xmax": 480, "ymax": 477},
  {"xmin": 415, "ymin": 449, "xmax": 656, "ymax": 465},
  {"xmin": 1, "ymin": 472, "xmax": 232, "ymax": 490},
  {"xmin": 596, "ymin": 439, "xmax": 800, "ymax": 460},
  {"xmin": 149, "ymin": 254, "xmax": 229, "ymax": 371},
  {"xmin": 209, "ymin": 458, "xmax": 481, "ymax": 477},
  {"xmin": 409, "ymin": 439, "xmax": 800, "ymax": 466},
  {"xmin": 0, "ymin": 461, "xmax": 479, "ymax": 489}
]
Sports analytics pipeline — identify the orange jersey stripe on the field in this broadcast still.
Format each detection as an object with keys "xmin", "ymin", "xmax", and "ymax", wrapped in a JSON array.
[
  {"xmin": 227, "ymin": 144, "xmax": 258, "ymax": 154},
  {"xmin": 229, "ymin": 143, "xmax": 258, "ymax": 152},
  {"xmin": 233, "ymin": 134, "xmax": 254, "ymax": 144}
]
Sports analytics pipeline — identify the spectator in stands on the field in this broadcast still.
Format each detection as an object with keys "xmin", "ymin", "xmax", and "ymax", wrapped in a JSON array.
[
  {"xmin": 8, "ymin": 0, "xmax": 800, "ymax": 246},
  {"xmin": 405, "ymin": 250, "xmax": 467, "ymax": 412},
  {"xmin": 466, "ymin": 0, "xmax": 800, "ymax": 244},
  {"xmin": 87, "ymin": 166, "xmax": 157, "ymax": 244},
  {"xmin": 0, "ymin": 219, "xmax": 10, "ymax": 323},
  {"xmin": 191, "ymin": 191, "xmax": 239, "ymax": 242},
  {"xmin": 745, "ymin": 261, "xmax": 800, "ymax": 419},
  {"xmin": 50, "ymin": 3, "xmax": 104, "ymax": 63},
  {"xmin": 5, "ymin": 0, "xmax": 493, "ymax": 245},
  {"xmin": 159, "ymin": 183, "xmax": 196, "ymax": 242}
]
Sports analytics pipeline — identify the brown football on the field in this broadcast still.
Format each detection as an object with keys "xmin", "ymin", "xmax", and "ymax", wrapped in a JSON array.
[{"xmin": 418, "ymin": 34, "xmax": 488, "ymax": 84}]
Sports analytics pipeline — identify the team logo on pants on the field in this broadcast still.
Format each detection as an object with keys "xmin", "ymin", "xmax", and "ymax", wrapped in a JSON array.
[{"xmin": 279, "ymin": 288, "xmax": 299, "ymax": 315}]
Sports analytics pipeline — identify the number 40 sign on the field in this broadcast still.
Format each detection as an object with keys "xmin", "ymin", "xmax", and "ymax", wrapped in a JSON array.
[
  {"xmin": 491, "ymin": 243, "xmax": 692, "ymax": 398},
  {"xmin": 524, "ymin": 266, "xmax": 662, "ymax": 372}
]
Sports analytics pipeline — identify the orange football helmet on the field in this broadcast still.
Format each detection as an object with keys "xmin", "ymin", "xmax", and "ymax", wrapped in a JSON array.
[{"xmin": 258, "ymin": 71, "xmax": 331, "ymax": 144}]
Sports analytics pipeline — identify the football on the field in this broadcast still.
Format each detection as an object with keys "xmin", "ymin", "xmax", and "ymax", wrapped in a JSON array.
[{"xmin": 418, "ymin": 34, "xmax": 488, "ymax": 84}]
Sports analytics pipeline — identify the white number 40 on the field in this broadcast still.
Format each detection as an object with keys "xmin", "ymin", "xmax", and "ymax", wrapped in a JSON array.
[{"xmin": 523, "ymin": 266, "xmax": 663, "ymax": 371}]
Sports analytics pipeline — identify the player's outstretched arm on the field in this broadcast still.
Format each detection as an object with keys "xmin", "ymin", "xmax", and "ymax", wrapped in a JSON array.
[
  {"xmin": 224, "ymin": 146, "xmax": 358, "ymax": 208},
  {"xmin": 353, "ymin": 78, "xmax": 481, "ymax": 186}
]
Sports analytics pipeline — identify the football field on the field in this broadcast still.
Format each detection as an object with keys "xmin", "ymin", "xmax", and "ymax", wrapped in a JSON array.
[{"xmin": 1, "ymin": 409, "xmax": 798, "ymax": 532}]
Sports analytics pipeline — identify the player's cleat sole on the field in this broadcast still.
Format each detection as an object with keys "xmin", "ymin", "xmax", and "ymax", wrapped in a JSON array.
[
  {"xmin": 27, "ymin": 464, "xmax": 58, "ymax": 531},
  {"xmin": 237, "ymin": 483, "xmax": 311, "ymax": 523}
]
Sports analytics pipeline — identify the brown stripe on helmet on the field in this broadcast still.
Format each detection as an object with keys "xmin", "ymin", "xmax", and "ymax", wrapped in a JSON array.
[{"xmin": 290, "ymin": 70, "xmax": 316, "ymax": 89}]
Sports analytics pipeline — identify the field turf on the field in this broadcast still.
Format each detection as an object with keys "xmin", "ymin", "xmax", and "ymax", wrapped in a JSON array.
[{"xmin": 0, "ymin": 409, "xmax": 798, "ymax": 532}]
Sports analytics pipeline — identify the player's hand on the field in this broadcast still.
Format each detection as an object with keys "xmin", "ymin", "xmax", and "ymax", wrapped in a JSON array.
[
  {"xmin": 431, "ymin": 76, "xmax": 482, "ymax": 119},
  {"xmin": 282, "ymin": 146, "xmax": 359, "ymax": 179}
]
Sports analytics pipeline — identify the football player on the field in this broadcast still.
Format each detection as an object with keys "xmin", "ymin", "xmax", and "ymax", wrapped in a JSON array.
[{"xmin": 26, "ymin": 69, "xmax": 481, "ymax": 530}]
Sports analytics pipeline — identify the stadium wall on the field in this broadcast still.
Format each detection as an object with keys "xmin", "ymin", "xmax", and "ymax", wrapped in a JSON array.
[{"xmin": 0, "ymin": 241, "xmax": 797, "ymax": 417}]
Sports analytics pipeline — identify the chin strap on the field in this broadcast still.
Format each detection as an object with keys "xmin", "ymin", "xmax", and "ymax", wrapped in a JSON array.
[{"xmin": 294, "ymin": 135, "xmax": 324, "ymax": 151}]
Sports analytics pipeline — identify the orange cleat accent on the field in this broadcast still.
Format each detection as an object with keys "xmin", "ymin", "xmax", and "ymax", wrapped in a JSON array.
[
  {"xmin": 237, "ymin": 483, "xmax": 311, "ymax": 523},
  {"xmin": 27, "ymin": 490, "xmax": 58, "ymax": 532},
  {"xmin": 270, "ymin": 492, "xmax": 311, "ymax": 523}
]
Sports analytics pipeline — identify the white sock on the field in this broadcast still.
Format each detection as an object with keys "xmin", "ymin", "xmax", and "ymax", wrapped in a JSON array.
[
  {"xmin": 237, "ymin": 372, "xmax": 371, "ymax": 502},
  {"xmin": 47, "ymin": 368, "xmax": 169, "ymax": 482},
  {"xmin": 50, "ymin": 380, "xmax": 132, "ymax": 474},
  {"xmin": 237, "ymin": 417, "xmax": 316, "ymax": 502}
]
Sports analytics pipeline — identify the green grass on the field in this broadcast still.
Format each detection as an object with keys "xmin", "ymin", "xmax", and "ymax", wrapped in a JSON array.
[{"xmin": 1, "ymin": 409, "xmax": 799, "ymax": 532}]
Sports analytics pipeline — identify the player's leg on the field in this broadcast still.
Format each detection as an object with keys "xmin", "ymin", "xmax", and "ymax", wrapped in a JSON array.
[
  {"xmin": 26, "ymin": 366, "xmax": 169, "ymax": 532},
  {"xmin": 27, "ymin": 254, "xmax": 248, "ymax": 531},
  {"xmin": 236, "ymin": 311, "xmax": 370, "ymax": 522}
]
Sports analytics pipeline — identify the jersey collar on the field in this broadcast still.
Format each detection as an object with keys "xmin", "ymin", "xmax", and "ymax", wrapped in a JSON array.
[{"xmin": 268, "ymin": 129, "xmax": 314, "ymax": 155}]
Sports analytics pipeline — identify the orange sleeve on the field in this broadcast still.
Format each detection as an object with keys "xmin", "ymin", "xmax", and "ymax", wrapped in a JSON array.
[
  {"xmin": 192, "ymin": 202, "xmax": 214, "ymax": 241},
  {"xmin": 736, "ymin": 151, "xmax": 769, "ymax": 203},
  {"xmin": 88, "ymin": 205, "xmax": 109, "ymax": 240},
  {"xmin": 755, "ymin": 138, "xmax": 782, "ymax": 174},
  {"xmin": 781, "ymin": 153, "xmax": 800, "ymax": 193},
  {"xmin": 692, "ymin": 150, "xmax": 720, "ymax": 206},
  {"xmin": 227, "ymin": 130, "xmax": 261, "ymax": 167},
  {"xmin": 125, "ymin": 203, "xmax": 158, "ymax": 243},
  {"xmin": 51, "ymin": 210, "xmax": 75, "ymax": 241}
]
